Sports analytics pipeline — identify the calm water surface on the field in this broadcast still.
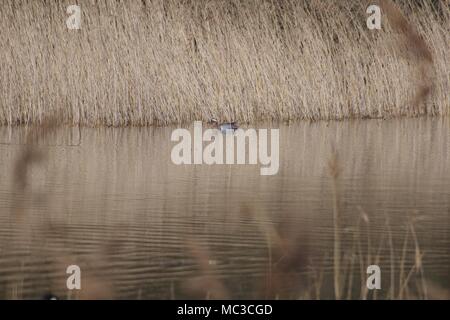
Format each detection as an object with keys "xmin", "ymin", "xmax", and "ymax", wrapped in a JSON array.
[{"xmin": 0, "ymin": 118, "xmax": 448, "ymax": 299}]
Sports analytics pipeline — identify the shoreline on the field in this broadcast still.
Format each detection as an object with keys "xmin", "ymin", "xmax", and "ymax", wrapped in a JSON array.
[{"xmin": 0, "ymin": 113, "xmax": 448, "ymax": 129}]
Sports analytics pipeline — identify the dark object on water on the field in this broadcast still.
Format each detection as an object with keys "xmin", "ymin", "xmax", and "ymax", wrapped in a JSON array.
[
  {"xmin": 42, "ymin": 293, "xmax": 59, "ymax": 300},
  {"xmin": 209, "ymin": 118, "xmax": 239, "ymax": 133}
]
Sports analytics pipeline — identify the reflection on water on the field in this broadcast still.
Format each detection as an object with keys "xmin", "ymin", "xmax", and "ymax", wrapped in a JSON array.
[{"xmin": 0, "ymin": 118, "xmax": 448, "ymax": 299}]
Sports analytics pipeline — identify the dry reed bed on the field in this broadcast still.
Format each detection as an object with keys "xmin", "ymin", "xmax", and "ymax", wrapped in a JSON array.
[{"xmin": 0, "ymin": 0, "xmax": 448, "ymax": 126}]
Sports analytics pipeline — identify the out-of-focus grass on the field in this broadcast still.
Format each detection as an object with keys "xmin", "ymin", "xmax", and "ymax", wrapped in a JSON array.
[{"xmin": 4, "ymin": 118, "xmax": 449, "ymax": 299}]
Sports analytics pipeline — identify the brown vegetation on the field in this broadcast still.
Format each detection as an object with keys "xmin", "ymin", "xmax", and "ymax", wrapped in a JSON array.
[{"xmin": 0, "ymin": 0, "xmax": 448, "ymax": 126}]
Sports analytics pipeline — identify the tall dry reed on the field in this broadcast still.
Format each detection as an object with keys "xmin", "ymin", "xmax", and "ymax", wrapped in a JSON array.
[{"xmin": 0, "ymin": 0, "xmax": 448, "ymax": 126}]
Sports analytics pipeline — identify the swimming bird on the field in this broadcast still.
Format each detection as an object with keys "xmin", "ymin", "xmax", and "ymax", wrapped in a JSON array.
[
  {"xmin": 209, "ymin": 118, "xmax": 239, "ymax": 134},
  {"xmin": 42, "ymin": 293, "xmax": 59, "ymax": 300}
]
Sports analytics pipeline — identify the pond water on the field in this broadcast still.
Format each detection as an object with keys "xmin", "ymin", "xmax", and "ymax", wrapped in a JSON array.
[{"xmin": 0, "ymin": 118, "xmax": 448, "ymax": 299}]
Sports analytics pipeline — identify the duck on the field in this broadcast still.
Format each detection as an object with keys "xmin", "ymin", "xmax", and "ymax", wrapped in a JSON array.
[
  {"xmin": 209, "ymin": 118, "xmax": 239, "ymax": 134},
  {"xmin": 42, "ymin": 293, "xmax": 59, "ymax": 300}
]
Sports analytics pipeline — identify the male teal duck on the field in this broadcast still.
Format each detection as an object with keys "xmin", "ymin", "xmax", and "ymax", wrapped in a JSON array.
[{"xmin": 209, "ymin": 118, "xmax": 239, "ymax": 134}]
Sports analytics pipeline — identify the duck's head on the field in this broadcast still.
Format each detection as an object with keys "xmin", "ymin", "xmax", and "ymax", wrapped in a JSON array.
[{"xmin": 209, "ymin": 118, "xmax": 219, "ymax": 125}]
